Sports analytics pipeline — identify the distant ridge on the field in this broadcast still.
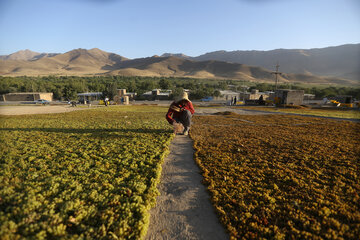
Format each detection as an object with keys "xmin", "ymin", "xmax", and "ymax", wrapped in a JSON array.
[
  {"xmin": 0, "ymin": 48, "xmax": 128, "ymax": 75},
  {"xmin": 104, "ymin": 56, "xmax": 354, "ymax": 85},
  {"xmin": 191, "ymin": 44, "xmax": 360, "ymax": 81},
  {"xmin": 0, "ymin": 49, "xmax": 60, "ymax": 61},
  {"xmin": 161, "ymin": 53, "xmax": 190, "ymax": 59},
  {"xmin": 0, "ymin": 45, "xmax": 358, "ymax": 85}
]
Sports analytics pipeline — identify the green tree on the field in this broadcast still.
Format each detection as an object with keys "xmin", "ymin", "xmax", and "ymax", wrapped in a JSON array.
[
  {"xmin": 126, "ymin": 80, "xmax": 137, "ymax": 92},
  {"xmin": 103, "ymin": 82, "xmax": 118, "ymax": 100},
  {"xmin": 139, "ymin": 80, "xmax": 156, "ymax": 91},
  {"xmin": 159, "ymin": 79, "xmax": 172, "ymax": 89},
  {"xmin": 217, "ymin": 81, "xmax": 228, "ymax": 90},
  {"xmin": 62, "ymin": 85, "xmax": 78, "ymax": 101},
  {"xmin": 52, "ymin": 87, "xmax": 63, "ymax": 100},
  {"xmin": 171, "ymin": 87, "xmax": 184, "ymax": 100},
  {"xmin": 213, "ymin": 90, "xmax": 221, "ymax": 97}
]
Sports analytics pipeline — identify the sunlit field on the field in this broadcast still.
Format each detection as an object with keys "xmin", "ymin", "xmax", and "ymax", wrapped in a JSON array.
[
  {"xmin": 0, "ymin": 106, "xmax": 173, "ymax": 239},
  {"xmin": 191, "ymin": 113, "xmax": 360, "ymax": 239}
]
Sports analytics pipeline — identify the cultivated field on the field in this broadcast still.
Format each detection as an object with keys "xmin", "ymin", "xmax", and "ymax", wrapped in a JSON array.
[
  {"xmin": 0, "ymin": 106, "xmax": 173, "ymax": 239},
  {"xmin": 235, "ymin": 106, "xmax": 360, "ymax": 120},
  {"xmin": 1, "ymin": 105, "xmax": 359, "ymax": 239},
  {"xmin": 191, "ymin": 113, "xmax": 360, "ymax": 239}
]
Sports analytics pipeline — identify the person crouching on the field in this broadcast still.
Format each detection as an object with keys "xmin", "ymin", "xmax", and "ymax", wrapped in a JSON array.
[{"xmin": 166, "ymin": 92, "xmax": 195, "ymax": 135}]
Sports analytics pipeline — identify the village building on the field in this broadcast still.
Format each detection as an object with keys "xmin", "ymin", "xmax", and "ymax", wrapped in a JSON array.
[
  {"xmin": 239, "ymin": 89, "xmax": 272, "ymax": 101},
  {"xmin": 213, "ymin": 90, "xmax": 240, "ymax": 101},
  {"xmin": 77, "ymin": 92, "xmax": 103, "ymax": 103},
  {"xmin": 116, "ymin": 89, "xmax": 136, "ymax": 100},
  {"xmin": 274, "ymin": 89, "xmax": 304, "ymax": 105},
  {"xmin": 113, "ymin": 89, "xmax": 136, "ymax": 104},
  {"xmin": 0, "ymin": 92, "xmax": 53, "ymax": 102},
  {"xmin": 214, "ymin": 89, "xmax": 272, "ymax": 103},
  {"xmin": 142, "ymin": 89, "xmax": 172, "ymax": 100},
  {"xmin": 303, "ymin": 93, "xmax": 316, "ymax": 100}
]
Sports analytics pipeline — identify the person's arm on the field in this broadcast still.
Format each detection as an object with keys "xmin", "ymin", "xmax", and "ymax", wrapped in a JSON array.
[
  {"xmin": 166, "ymin": 106, "xmax": 175, "ymax": 124},
  {"xmin": 186, "ymin": 101, "xmax": 195, "ymax": 114}
]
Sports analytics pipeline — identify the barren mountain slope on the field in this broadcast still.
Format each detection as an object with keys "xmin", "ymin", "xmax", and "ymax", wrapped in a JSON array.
[
  {"xmin": 0, "ymin": 48, "xmax": 127, "ymax": 75},
  {"xmin": 0, "ymin": 49, "xmax": 60, "ymax": 61},
  {"xmin": 0, "ymin": 49, "xmax": 40, "ymax": 61},
  {"xmin": 105, "ymin": 56, "xmax": 354, "ymax": 84},
  {"xmin": 0, "ymin": 48, "xmax": 356, "ymax": 85},
  {"xmin": 192, "ymin": 44, "xmax": 360, "ymax": 81}
]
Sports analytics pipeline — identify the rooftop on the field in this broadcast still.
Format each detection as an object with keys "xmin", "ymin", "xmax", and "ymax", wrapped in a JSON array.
[
  {"xmin": 3, "ymin": 92, "xmax": 53, "ymax": 94},
  {"xmin": 77, "ymin": 92, "xmax": 103, "ymax": 96}
]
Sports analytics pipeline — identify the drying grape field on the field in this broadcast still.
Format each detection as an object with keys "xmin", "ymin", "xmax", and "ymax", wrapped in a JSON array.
[
  {"xmin": 190, "ymin": 113, "xmax": 360, "ymax": 239},
  {"xmin": 0, "ymin": 106, "xmax": 173, "ymax": 240},
  {"xmin": 1, "ymin": 105, "xmax": 359, "ymax": 240},
  {"xmin": 236, "ymin": 106, "xmax": 360, "ymax": 119}
]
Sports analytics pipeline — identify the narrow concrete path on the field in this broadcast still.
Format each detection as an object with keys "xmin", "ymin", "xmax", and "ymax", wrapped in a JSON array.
[{"xmin": 145, "ymin": 135, "xmax": 228, "ymax": 240}]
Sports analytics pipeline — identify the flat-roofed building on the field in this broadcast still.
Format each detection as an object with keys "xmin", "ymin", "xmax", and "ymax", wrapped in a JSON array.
[
  {"xmin": 77, "ymin": 92, "xmax": 103, "ymax": 103},
  {"xmin": 274, "ymin": 89, "xmax": 304, "ymax": 105},
  {"xmin": 214, "ymin": 90, "xmax": 240, "ymax": 101},
  {"xmin": 0, "ymin": 92, "xmax": 53, "ymax": 102},
  {"xmin": 142, "ymin": 89, "xmax": 172, "ymax": 100}
]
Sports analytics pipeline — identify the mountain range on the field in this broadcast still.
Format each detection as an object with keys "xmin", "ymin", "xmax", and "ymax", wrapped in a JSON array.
[
  {"xmin": 0, "ymin": 44, "xmax": 359, "ymax": 85},
  {"xmin": 192, "ymin": 44, "xmax": 360, "ymax": 81}
]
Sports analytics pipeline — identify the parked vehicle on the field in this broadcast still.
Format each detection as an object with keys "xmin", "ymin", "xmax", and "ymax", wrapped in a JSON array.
[
  {"xmin": 35, "ymin": 99, "xmax": 50, "ymax": 104},
  {"xmin": 201, "ymin": 96, "xmax": 213, "ymax": 102}
]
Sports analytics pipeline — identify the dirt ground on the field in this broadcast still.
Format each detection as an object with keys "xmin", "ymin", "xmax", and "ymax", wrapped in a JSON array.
[
  {"xmin": 194, "ymin": 107, "xmax": 275, "ymax": 115},
  {"xmin": 145, "ymin": 135, "xmax": 229, "ymax": 240},
  {"xmin": 0, "ymin": 105, "xmax": 89, "ymax": 115},
  {"xmin": 0, "ymin": 104, "xmax": 277, "ymax": 116}
]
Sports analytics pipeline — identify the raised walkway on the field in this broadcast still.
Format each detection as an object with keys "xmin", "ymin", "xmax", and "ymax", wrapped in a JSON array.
[{"xmin": 145, "ymin": 135, "xmax": 228, "ymax": 240}]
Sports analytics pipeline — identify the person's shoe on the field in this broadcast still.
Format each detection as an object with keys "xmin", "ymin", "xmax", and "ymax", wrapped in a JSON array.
[{"xmin": 183, "ymin": 127, "xmax": 189, "ymax": 136}]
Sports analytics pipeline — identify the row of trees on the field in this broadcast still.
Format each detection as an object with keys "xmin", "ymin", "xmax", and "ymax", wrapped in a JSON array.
[
  {"xmin": 0, "ymin": 75, "xmax": 359, "ymax": 100},
  {"xmin": 0, "ymin": 76, "xmax": 228, "ymax": 100}
]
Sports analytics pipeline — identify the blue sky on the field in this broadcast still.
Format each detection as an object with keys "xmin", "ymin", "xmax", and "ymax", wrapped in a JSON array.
[{"xmin": 0, "ymin": 0, "xmax": 359, "ymax": 58}]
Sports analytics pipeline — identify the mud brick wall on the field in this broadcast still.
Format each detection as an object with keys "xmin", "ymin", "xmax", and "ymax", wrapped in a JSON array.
[
  {"xmin": 1, "ymin": 92, "xmax": 53, "ymax": 101},
  {"xmin": 275, "ymin": 90, "xmax": 304, "ymax": 105}
]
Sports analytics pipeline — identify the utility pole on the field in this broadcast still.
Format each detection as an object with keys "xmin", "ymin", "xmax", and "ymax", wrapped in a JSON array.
[
  {"xmin": 241, "ymin": 80, "xmax": 247, "ymax": 102},
  {"xmin": 272, "ymin": 62, "xmax": 282, "ymax": 91}
]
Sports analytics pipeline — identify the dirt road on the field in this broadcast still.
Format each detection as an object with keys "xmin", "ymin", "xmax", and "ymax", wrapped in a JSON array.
[
  {"xmin": 194, "ymin": 106, "xmax": 277, "ymax": 116},
  {"xmin": 145, "ymin": 107, "xmax": 277, "ymax": 239},
  {"xmin": 0, "ymin": 105, "xmax": 88, "ymax": 115}
]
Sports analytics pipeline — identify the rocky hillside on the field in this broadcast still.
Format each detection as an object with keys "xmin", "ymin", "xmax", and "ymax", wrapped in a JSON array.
[
  {"xmin": 0, "ymin": 47, "xmax": 357, "ymax": 85},
  {"xmin": 191, "ymin": 44, "xmax": 360, "ymax": 81}
]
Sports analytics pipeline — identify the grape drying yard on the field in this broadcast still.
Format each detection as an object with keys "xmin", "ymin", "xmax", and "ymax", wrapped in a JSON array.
[
  {"xmin": 191, "ymin": 112, "xmax": 360, "ymax": 239},
  {"xmin": 0, "ymin": 106, "xmax": 173, "ymax": 239},
  {"xmin": 0, "ymin": 105, "xmax": 359, "ymax": 239}
]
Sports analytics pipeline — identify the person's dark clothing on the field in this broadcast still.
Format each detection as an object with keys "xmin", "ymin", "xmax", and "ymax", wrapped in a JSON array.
[
  {"xmin": 259, "ymin": 95, "xmax": 265, "ymax": 105},
  {"xmin": 174, "ymin": 109, "xmax": 192, "ymax": 128}
]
